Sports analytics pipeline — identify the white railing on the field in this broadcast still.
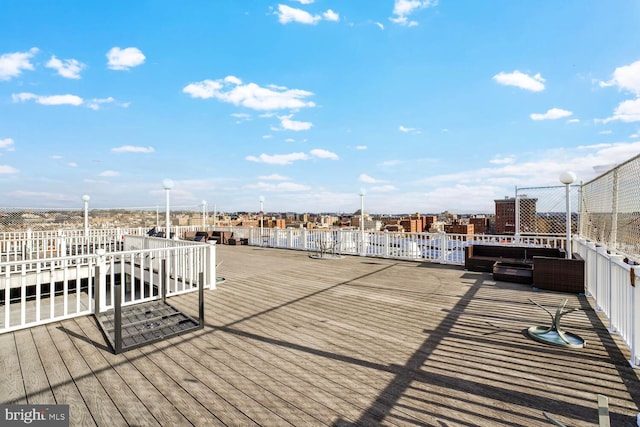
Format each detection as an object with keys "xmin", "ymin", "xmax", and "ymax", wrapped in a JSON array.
[
  {"xmin": 247, "ymin": 227, "xmax": 567, "ymax": 264},
  {"xmin": 0, "ymin": 238, "xmax": 215, "ymax": 334},
  {"xmin": 574, "ymin": 237, "xmax": 640, "ymax": 366}
]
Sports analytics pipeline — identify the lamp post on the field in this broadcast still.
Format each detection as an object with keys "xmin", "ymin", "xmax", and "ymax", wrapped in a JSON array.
[
  {"xmin": 259, "ymin": 196, "xmax": 265, "ymax": 240},
  {"xmin": 162, "ymin": 179, "xmax": 174, "ymax": 239},
  {"xmin": 559, "ymin": 171, "xmax": 576, "ymax": 259},
  {"xmin": 359, "ymin": 189, "xmax": 366, "ymax": 256},
  {"xmin": 201, "ymin": 200, "xmax": 207, "ymax": 229},
  {"xmin": 82, "ymin": 195, "xmax": 90, "ymax": 238}
]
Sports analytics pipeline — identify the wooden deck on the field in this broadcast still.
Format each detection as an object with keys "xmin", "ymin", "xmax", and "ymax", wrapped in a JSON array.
[{"xmin": 2, "ymin": 246, "xmax": 640, "ymax": 426}]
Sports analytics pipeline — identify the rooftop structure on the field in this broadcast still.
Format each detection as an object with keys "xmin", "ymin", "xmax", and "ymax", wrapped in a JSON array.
[{"xmin": 2, "ymin": 245, "xmax": 640, "ymax": 425}]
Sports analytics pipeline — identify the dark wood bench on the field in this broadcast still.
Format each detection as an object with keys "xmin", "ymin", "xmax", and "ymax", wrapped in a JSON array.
[{"xmin": 465, "ymin": 244, "xmax": 565, "ymax": 272}]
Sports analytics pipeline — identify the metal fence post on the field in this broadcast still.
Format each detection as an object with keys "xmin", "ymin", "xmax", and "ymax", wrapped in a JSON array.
[{"xmin": 114, "ymin": 280, "xmax": 122, "ymax": 354}]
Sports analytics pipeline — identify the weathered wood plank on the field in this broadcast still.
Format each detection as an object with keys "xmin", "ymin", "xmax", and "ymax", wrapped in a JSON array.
[
  {"xmin": 0, "ymin": 332, "xmax": 27, "ymax": 404},
  {"xmin": 72, "ymin": 316, "xmax": 191, "ymax": 427},
  {"xmin": 59, "ymin": 317, "xmax": 160, "ymax": 426},
  {"xmin": 45, "ymin": 322, "xmax": 127, "ymax": 426},
  {"xmin": 13, "ymin": 329, "xmax": 55, "ymax": 404},
  {"xmin": 29, "ymin": 324, "xmax": 96, "ymax": 426},
  {"xmin": 122, "ymin": 345, "xmax": 227, "ymax": 427}
]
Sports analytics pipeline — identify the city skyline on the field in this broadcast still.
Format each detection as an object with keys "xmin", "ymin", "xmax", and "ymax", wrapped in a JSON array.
[{"xmin": 1, "ymin": 1, "xmax": 639, "ymax": 214}]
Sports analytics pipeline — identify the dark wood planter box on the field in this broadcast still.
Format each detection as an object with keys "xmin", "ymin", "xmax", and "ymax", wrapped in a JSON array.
[{"xmin": 532, "ymin": 253, "xmax": 585, "ymax": 293}]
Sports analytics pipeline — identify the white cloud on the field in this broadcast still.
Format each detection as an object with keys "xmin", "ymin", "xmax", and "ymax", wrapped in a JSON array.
[
  {"xmin": 183, "ymin": 76, "xmax": 315, "ymax": 111},
  {"xmin": 323, "ymin": 9, "xmax": 340, "ymax": 22},
  {"xmin": 631, "ymin": 132, "xmax": 639, "ymax": 139},
  {"xmin": 246, "ymin": 149, "xmax": 337, "ymax": 164},
  {"xmin": 0, "ymin": 164, "xmax": 19, "ymax": 174},
  {"xmin": 112, "ymin": 145, "xmax": 155, "ymax": 153},
  {"xmin": 310, "ymin": 148, "xmax": 339, "ymax": 160},
  {"xmin": 46, "ymin": 55, "xmax": 85, "ymax": 79},
  {"xmin": 279, "ymin": 114, "xmax": 313, "ymax": 131},
  {"xmin": 262, "ymin": 135, "xmax": 273, "ymax": 139},
  {"xmin": 0, "ymin": 138, "xmax": 15, "ymax": 151},
  {"xmin": 359, "ymin": 173, "xmax": 383, "ymax": 183},
  {"xmin": 399, "ymin": 125, "xmax": 418, "ymax": 133},
  {"xmin": 493, "ymin": 70, "xmax": 545, "ymax": 92},
  {"xmin": 51, "ymin": 155, "xmax": 63, "ymax": 160},
  {"xmin": 13, "ymin": 92, "xmax": 123, "ymax": 110},
  {"xmin": 356, "ymin": 145, "xmax": 368, "ymax": 150},
  {"xmin": 599, "ymin": 60, "xmax": 640, "ymax": 96},
  {"xmin": 86, "ymin": 97, "xmax": 116, "ymax": 110},
  {"xmin": 67, "ymin": 162, "xmax": 77, "ymax": 167},
  {"xmin": 601, "ymin": 98, "xmax": 640, "ymax": 123},
  {"xmin": 259, "ymin": 174, "xmax": 290, "ymax": 181},
  {"xmin": 599, "ymin": 130, "xmax": 613, "ymax": 135},
  {"xmin": 291, "ymin": 0, "xmax": 314, "ymax": 3},
  {"xmin": 99, "ymin": 170, "xmax": 120, "ymax": 177},
  {"xmin": 285, "ymin": 138, "xmax": 296, "ymax": 142},
  {"xmin": 390, "ymin": 0, "xmax": 437, "ymax": 26},
  {"xmin": 599, "ymin": 61, "xmax": 640, "ymax": 124},
  {"xmin": 567, "ymin": 118, "xmax": 580, "ymax": 123},
  {"xmin": 250, "ymin": 181, "xmax": 312, "ymax": 192},
  {"xmin": 490, "ymin": 156, "xmax": 516, "ymax": 165},
  {"xmin": 106, "ymin": 47, "xmax": 145, "ymax": 70},
  {"xmin": 0, "ymin": 48, "xmax": 38, "ymax": 80},
  {"xmin": 530, "ymin": 108, "xmax": 573, "ymax": 121},
  {"xmin": 246, "ymin": 152, "xmax": 309, "ymax": 165},
  {"xmin": 375, "ymin": 22, "xmax": 384, "ymax": 30},
  {"xmin": 276, "ymin": 4, "xmax": 321, "ymax": 24},
  {"xmin": 12, "ymin": 92, "xmax": 84, "ymax": 106}
]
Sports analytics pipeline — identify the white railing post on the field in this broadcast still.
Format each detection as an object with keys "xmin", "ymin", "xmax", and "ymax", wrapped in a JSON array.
[
  {"xmin": 301, "ymin": 228, "xmax": 308, "ymax": 250},
  {"xmin": 438, "ymin": 231, "xmax": 447, "ymax": 263},
  {"xmin": 384, "ymin": 230, "xmax": 390, "ymax": 258},
  {"xmin": 595, "ymin": 245, "xmax": 608, "ymax": 312},
  {"xmin": 96, "ymin": 249, "xmax": 107, "ymax": 313},
  {"xmin": 631, "ymin": 269, "xmax": 639, "ymax": 367},
  {"xmin": 208, "ymin": 241, "xmax": 217, "ymax": 290},
  {"xmin": 608, "ymin": 253, "xmax": 624, "ymax": 333}
]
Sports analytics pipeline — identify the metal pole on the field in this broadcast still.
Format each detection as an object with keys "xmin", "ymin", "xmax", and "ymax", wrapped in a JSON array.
[
  {"xmin": 165, "ymin": 189, "xmax": 171, "ymax": 239},
  {"xmin": 360, "ymin": 190, "xmax": 365, "ymax": 256},
  {"xmin": 114, "ymin": 281, "xmax": 122, "ymax": 354},
  {"xmin": 259, "ymin": 196, "xmax": 264, "ymax": 241},
  {"xmin": 202, "ymin": 201, "xmax": 207, "ymax": 229},
  {"xmin": 199, "ymin": 272, "xmax": 205, "ymax": 328},
  {"xmin": 565, "ymin": 183, "xmax": 571, "ymax": 258},
  {"xmin": 514, "ymin": 187, "xmax": 520, "ymax": 244}
]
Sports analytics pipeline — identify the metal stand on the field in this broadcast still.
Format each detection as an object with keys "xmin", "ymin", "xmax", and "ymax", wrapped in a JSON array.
[{"xmin": 527, "ymin": 298, "xmax": 586, "ymax": 348}]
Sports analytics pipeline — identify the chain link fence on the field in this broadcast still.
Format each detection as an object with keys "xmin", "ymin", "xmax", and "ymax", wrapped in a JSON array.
[
  {"xmin": 515, "ymin": 185, "xmax": 580, "ymax": 236},
  {"xmin": 0, "ymin": 205, "xmax": 207, "ymax": 232},
  {"xmin": 581, "ymin": 153, "xmax": 640, "ymax": 261}
]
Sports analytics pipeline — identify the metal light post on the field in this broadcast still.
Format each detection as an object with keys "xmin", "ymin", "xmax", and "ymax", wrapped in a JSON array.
[
  {"xmin": 162, "ymin": 179, "xmax": 174, "ymax": 239},
  {"xmin": 201, "ymin": 200, "xmax": 207, "ymax": 229},
  {"xmin": 82, "ymin": 195, "xmax": 90, "ymax": 238},
  {"xmin": 359, "ymin": 189, "xmax": 366, "ymax": 256},
  {"xmin": 259, "ymin": 196, "xmax": 265, "ymax": 239},
  {"xmin": 559, "ymin": 171, "xmax": 576, "ymax": 259}
]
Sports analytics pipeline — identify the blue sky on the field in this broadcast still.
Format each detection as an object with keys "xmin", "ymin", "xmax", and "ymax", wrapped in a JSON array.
[{"xmin": 1, "ymin": 1, "xmax": 639, "ymax": 214}]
